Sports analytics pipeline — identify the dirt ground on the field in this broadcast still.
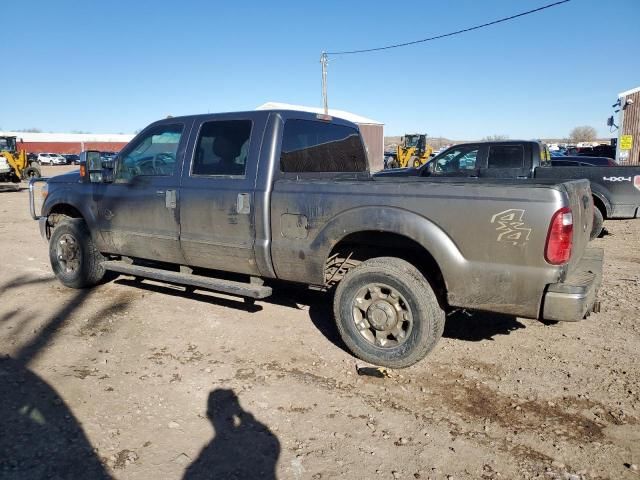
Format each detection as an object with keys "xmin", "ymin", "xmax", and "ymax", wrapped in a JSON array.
[{"xmin": 1, "ymin": 166, "xmax": 639, "ymax": 479}]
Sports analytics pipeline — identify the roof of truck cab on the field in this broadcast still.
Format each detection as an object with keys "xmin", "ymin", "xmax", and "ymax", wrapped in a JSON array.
[
  {"xmin": 150, "ymin": 109, "xmax": 362, "ymax": 126},
  {"xmin": 256, "ymin": 102, "xmax": 383, "ymax": 125}
]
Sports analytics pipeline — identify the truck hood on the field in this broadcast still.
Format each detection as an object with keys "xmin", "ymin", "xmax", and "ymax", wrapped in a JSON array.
[{"xmin": 47, "ymin": 170, "xmax": 81, "ymax": 184}]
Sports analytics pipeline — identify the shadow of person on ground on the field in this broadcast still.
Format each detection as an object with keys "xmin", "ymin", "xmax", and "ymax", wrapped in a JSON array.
[
  {"xmin": 443, "ymin": 310, "xmax": 525, "ymax": 342},
  {"xmin": 184, "ymin": 389, "xmax": 280, "ymax": 480}
]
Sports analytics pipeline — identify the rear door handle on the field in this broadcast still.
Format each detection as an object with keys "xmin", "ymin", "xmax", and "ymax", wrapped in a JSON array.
[
  {"xmin": 165, "ymin": 190, "xmax": 177, "ymax": 209},
  {"xmin": 156, "ymin": 190, "xmax": 165, "ymax": 196},
  {"xmin": 237, "ymin": 193, "xmax": 250, "ymax": 214}
]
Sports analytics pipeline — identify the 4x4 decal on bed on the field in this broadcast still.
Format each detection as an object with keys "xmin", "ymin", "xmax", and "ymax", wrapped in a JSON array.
[{"xmin": 491, "ymin": 209, "xmax": 532, "ymax": 246}]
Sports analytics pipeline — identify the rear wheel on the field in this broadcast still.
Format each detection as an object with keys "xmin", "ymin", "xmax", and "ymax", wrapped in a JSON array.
[
  {"xmin": 49, "ymin": 218, "xmax": 107, "ymax": 288},
  {"xmin": 333, "ymin": 257, "xmax": 445, "ymax": 368},
  {"xmin": 590, "ymin": 206, "xmax": 604, "ymax": 240}
]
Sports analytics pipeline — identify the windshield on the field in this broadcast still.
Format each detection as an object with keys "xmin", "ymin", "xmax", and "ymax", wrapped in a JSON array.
[
  {"xmin": 422, "ymin": 145, "xmax": 479, "ymax": 175},
  {"xmin": 0, "ymin": 137, "xmax": 16, "ymax": 152},
  {"xmin": 404, "ymin": 135, "xmax": 419, "ymax": 148}
]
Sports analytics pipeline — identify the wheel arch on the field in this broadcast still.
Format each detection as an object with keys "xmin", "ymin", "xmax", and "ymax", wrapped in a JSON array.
[
  {"xmin": 590, "ymin": 185, "xmax": 612, "ymax": 218},
  {"xmin": 43, "ymin": 191, "xmax": 101, "ymax": 245},
  {"xmin": 314, "ymin": 206, "xmax": 467, "ymax": 307},
  {"xmin": 591, "ymin": 192, "xmax": 609, "ymax": 219}
]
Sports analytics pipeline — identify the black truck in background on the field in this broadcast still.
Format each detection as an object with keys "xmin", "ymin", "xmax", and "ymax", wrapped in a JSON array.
[{"xmin": 376, "ymin": 141, "xmax": 640, "ymax": 239}]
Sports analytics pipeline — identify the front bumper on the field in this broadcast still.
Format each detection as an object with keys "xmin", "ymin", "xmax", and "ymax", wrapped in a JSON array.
[
  {"xmin": 38, "ymin": 217, "xmax": 49, "ymax": 240},
  {"xmin": 541, "ymin": 247, "xmax": 604, "ymax": 322}
]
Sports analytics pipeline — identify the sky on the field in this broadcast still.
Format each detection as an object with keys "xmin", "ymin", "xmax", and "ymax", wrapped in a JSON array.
[{"xmin": 3, "ymin": 0, "xmax": 639, "ymax": 139}]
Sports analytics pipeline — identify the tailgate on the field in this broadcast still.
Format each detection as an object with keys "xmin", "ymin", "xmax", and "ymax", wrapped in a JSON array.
[{"xmin": 562, "ymin": 180, "xmax": 593, "ymax": 271}]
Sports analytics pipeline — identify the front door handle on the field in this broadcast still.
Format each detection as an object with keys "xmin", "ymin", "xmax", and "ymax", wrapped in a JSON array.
[{"xmin": 156, "ymin": 190, "xmax": 166, "ymax": 196}]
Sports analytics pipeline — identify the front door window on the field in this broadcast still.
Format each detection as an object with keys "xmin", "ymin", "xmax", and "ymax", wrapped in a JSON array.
[{"xmin": 116, "ymin": 124, "xmax": 184, "ymax": 182}]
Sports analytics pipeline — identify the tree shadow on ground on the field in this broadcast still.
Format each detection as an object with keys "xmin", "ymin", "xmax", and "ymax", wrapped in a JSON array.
[
  {"xmin": 443, "ymin": 310, "xmax": 526, "ymax": 342},
  {"xmin": 0, "ymin": 356, "xmax": 110, "ymax": 479},
  {"xmin": 0, "ymin": 277, "xmax": 126, "ymax": 479},
  {"xmin": 183, "ymin": 388, "xmax": 280, "ymax": 480}
]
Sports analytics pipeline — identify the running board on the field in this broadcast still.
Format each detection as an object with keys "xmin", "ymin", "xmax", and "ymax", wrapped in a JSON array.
[{"xmin": 101, "ymin": 261, "xmax": 272, "ymax": 299}]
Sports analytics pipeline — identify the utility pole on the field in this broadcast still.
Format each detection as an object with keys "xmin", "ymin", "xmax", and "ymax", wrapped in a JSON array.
[{"xmin": 320, "ymin": 52, "xmax": 329, "ymax": 115}]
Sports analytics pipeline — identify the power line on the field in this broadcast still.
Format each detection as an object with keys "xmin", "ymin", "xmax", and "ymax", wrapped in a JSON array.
[{"xmin": 326, "ymin": 0, "xmax": 571, "ymax": 56}]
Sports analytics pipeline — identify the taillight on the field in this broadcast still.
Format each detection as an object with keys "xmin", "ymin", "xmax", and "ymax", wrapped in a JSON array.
[
  {"xmin": 545, "ymin": 207, "xmax": 573, "ymax": 265},
  {"xmin": 634, "ymin": 175, "xmax": 640, "ymax": 191}
]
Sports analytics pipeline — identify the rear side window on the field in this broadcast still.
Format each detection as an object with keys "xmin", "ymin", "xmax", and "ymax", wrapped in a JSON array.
[
  {"xmin": 280, "ymin": 119, "xmax": 367, "ymax": 173},
  {"xmin": 192, "ymin": 120, "xmax": 252, "ymax": 176},
  {"xmin": 488, "ymin": 145, "xmax": 524, "ymax": 168}
]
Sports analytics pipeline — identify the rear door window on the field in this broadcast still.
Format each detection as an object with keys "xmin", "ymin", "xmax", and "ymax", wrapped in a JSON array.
[
  {"xmin": 487, "ymin": 145, "xmax": 524, "ymax": 169},
  {"xmin": 280, "ymin": 119, "xmax": 367, "ymax": 173},
  {"xmin": 192, "ymin": 120, "xmax": 252, "ymax": 177}
]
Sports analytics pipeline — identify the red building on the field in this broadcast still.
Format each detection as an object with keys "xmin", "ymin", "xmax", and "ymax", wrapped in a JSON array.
[{"xmin": 1, "ymin": 131, "xmax": 134, "ymax": 154}]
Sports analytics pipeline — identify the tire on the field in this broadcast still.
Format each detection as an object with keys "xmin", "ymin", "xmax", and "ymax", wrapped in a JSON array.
[
  {"xmin": 590, "ymin": 206, "xmax": 604, "ymax": 240},
  {"xmin": 412, "ymin": 158, "xmax": 422, "ymax": 168},
  {"xmin": 333, "ymin": 257, "xmax": 445, "ymax": 368},
  {"xmin": 49, "ymin": 218, "xmax": 107, "ymax": 288},
  {"xmin": 22, "ymin": 166, "xmax": 41, "ymax": 180}
]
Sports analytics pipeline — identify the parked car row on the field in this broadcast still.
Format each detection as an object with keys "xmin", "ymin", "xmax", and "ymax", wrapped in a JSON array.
[
  {"xmin": 556, "ymin": 144, "xmax": 616, "ymax": 159},
  {"xmin": 28, "ymin": 152, "xmax": 105, "ymax": 166}
]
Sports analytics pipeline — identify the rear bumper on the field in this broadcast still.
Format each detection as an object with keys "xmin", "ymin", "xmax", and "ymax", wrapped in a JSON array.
[{"xmin": 541, "ymin": 248, "xmax": 603, "ymax": 322}]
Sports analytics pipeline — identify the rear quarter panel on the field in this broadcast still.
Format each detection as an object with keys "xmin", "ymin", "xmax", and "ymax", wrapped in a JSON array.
[{"xmin": 270, "ymin": 177, "xmax": 573, "ymax": 318}]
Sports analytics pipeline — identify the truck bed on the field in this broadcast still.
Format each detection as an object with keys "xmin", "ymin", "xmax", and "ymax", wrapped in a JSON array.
[{"xmin": 270, "ymin": 175, "xmax": 593, "ymax": 319}]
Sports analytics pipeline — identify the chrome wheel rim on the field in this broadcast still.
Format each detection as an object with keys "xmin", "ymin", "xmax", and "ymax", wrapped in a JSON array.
[
  {"xmin": 352, "ymin": 283, "xmax": 413, "ymax": 348},
  {"xmin": 56, "ymin": 233, "xmax": 80, "ymax": 274}
]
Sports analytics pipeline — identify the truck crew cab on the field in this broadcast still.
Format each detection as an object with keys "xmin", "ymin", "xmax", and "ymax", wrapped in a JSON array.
[{"xmin": 31, "ymin": 111, "xmax": 603, "ymax": 367}]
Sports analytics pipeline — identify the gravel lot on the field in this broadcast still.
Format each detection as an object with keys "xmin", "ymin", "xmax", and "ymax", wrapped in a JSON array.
[{"xmin": 1, "ymin": 165, "xmax": 639, "ymax": 479}]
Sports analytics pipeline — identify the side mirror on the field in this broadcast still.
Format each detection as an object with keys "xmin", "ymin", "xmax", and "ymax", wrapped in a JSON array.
[{"xmin": 81, "ymin": 150, "xmax": 105, "ymax": 183}]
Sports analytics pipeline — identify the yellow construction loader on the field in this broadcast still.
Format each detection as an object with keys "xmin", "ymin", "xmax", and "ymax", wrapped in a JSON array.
[
  {"xmin": 0, "ymin": 136, "xmax": 41, "ymax": 188},
  {"xmin": 386, "ymin": 134, "xmax": 433, "ymax": 169}
]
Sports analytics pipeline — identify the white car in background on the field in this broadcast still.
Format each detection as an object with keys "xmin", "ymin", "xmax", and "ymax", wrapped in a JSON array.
[{"xmin": 37, "ymin": 153, "xmax": 66, "ymax": 165}]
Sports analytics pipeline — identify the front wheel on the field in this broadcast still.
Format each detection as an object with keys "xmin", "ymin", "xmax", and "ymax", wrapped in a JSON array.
[
  {"xmin": 49, "ymin": 218, "xmax": 107, "ymax": 288},
  {"xmin": 333, "ymin": 257, "xmax": 445, "ymax": 368}
]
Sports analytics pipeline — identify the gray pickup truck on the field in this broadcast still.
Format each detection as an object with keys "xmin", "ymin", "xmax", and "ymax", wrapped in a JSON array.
[{"xmin": 30, "ymin": 110, "xmax": 603, "ymax": 367}]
